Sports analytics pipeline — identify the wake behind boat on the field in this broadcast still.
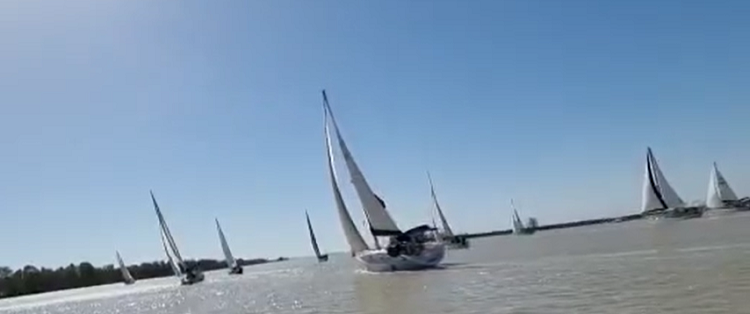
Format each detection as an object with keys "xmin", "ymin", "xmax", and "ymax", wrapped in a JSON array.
[
  {"xmin": 115, "ymin": 251, "xmax": 136, "ymax": 285},
  {"xmin": 322, "ymin": 90, "xmax": 445, "ymax": 272},
  {"xmin": 640, "ymin": 147, "xmax": 703, "ymax": 220},
  {"xmin": 151, "ymin": 191, "xmax": 205, "ymax": 285},
  {"xmin": 215, "ymin": 218, "xmax": 243, "ymax": 274},
  {"xmin": 427, "ymin": 172, "xmax": 469, "ymax": 249},
  {"xmin": 306, "ymin": 211, "xmax": 329, "ymax": 262}
]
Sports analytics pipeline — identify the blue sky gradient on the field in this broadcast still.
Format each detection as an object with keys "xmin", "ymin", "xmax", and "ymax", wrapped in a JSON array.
[{"xmin": 2, "ymin": 0, "xmax": 750, "ymax": 268}]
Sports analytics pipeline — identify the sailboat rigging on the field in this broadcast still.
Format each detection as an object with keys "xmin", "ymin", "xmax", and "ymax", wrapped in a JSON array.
[
  {"xmin": 151, "ymin": 191, "xmax": 205, "ymax": 285},
  {"xmin": 322, "ymin": 90, "xmax": 445, "ymax": 272},
  {"xmin": 640, "ymin": 148, "xmax": 703, "ymax": 219},
  {"xmin": 427, "ymin": 172, "xmax": 469, "ymax": 249}
]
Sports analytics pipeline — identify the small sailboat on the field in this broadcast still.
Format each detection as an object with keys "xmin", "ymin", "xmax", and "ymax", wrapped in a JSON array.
[
  {"xmin": 705, "ymin": 162, "xmax": 746, "ymax": 210},
  {"xmin": 306, "ymin": 211, "xmax": 329, "ymax": 262},
  {"xmin": 116, "ymin": 251, "xmax": 136, "ymax": 285},
  {"xmin": 151, "ymin": 191, "xmax": 205, "ymax": 285},
  {"xmin": 427, "ymin": 172, "xmax": 469, "ymax": 249},
  {"xmin": 510, "ymin": 199, "xmax": 535, "ymax": 235},
  {"xmin": 322, "ymin": 90, "xmax": 445, "ymax": 272},
  {"xmin": 215, "ymin": 218, "xmax": 243, "ymax": 274},
  {"xmin": 640, "ymin": 147, "xmax": 703, "ymax": 219}
]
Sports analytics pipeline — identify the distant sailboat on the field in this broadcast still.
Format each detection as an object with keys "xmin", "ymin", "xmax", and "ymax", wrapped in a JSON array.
[
  {"xmin": 215, "ymin": 218, "xmax": 243, "ymax": 274},
  {"xmin": 322, "ymin": 90, "xmax": 445, "ymax": 272},
  {"xmin": 706, "ymin": 162, "xmax": 740, "ymax": 209},
  {"xmin": 151, "ymin": 191, "xmax": 205, "ymax": 285},
  {"xmin": 510, "ymin": 199, "xmax": 535, "ymax": 235},
  {"xmin": 427, "ymin": 172, "xmax": 469, "ymax": 249},
  {"xmin": 116, "ymin": 251, "xmax": 136, "ymax": 285},
  {"xmin": 306, "ymin": 211, "xmax": 329, "ymax": 262},
  {"xmin": 640, "ymin": 148, "xmax": 702, "ymax": 219}
]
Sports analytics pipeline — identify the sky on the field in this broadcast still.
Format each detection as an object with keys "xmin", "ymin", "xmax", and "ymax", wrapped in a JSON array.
[{"xmin": 2, "ymin": 0, "xmax": 750, "ymax": 269}]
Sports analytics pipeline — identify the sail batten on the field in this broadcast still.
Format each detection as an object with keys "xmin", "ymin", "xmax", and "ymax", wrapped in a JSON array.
[
  {"xmin": 215, "ymin": 219, "xmax": 237, "ymax": 269},
  {"xmin": 322, "ymin": 91, "xmax": 401, "ymax": 236},
  {"xmin": 324, "ymin": 107, "xmax": 369, "ymax": 255}
]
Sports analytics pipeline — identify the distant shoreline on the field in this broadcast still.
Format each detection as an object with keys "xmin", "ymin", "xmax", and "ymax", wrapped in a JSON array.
[{"xmin": 0, "ymin": 257, "xmax": 288, "ymax": 299}]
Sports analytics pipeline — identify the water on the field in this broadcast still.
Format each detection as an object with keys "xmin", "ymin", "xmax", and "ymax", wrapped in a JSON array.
[{"xmin": 3, "ymin": 212, "xmax": 750, "ymax": 314}]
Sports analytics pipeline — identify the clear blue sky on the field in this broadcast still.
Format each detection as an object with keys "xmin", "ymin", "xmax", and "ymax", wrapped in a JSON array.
[{"xmin": 2, "ymin": 0, "xmax": 750, "ymax": 269}]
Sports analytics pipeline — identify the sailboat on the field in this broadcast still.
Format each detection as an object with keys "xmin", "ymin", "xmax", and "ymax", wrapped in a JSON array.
[
  {"xmin": 510, "ymin": 199, "xmax": 535, "ymax": 235},
  {"xmin": 151, "ymin": 191, "xmax": 205, "ymax": 285},
  {"xmin": 306, "ymin": 211, "xmax": 329, "ymax": 262},
  {"xmin": 322, "ymin": 90, "xmax": 445, "ymax": 272},
  {"xmin": 706, "ymin": 162, "xmax": 748, "ymax": 210},
  {"xmin": 215, "ymin": 218, "xmax": 243, "ymax": 274},
  {"xmin": 427, "ymin": 172, "xmax": 469, "ymax": 249},
  {"xmin": 640, "ymin": 147, "xmax": 703, "ymax": 219},
  {"xmin": 115, "ymin": 251, "xmax": 136, "ymax": 285}
]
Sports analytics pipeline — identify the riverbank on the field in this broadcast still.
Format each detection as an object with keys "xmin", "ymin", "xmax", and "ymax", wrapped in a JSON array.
[
  {"xmin": 0, "ymin": 257, "xmax": 287, "ymax": 299},
  {"xmin": 457, "ymin": 213, "xmax": 644, "ymax": 239}
]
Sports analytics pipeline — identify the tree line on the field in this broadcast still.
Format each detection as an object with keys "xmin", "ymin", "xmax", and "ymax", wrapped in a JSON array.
[{"xmin": 0, "ymin": 257, "xmax": 286, "ymax": 299}]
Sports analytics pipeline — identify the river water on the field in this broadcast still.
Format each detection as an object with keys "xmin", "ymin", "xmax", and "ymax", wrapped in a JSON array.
[{"xmin": 2, "ymin": 211, "xmax": 750, "ymax": 314}]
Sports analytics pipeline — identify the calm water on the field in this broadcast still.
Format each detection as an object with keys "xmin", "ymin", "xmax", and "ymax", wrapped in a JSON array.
[{"xmin": 3, "ymin": 212, "xmax": 750, "ymax": 314}]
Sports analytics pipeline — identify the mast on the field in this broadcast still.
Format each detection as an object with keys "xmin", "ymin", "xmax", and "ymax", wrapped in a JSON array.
[
  {"xmin": 305, "ymin": 211, "xmax": 322, "ymax": 258},
  {"xmin": 215, "ymin": 218, "xmax": 237, "ymax": 269},
  {"xmin": 427, "ymin": 172, "xmax": 454, "ymax": 237}
]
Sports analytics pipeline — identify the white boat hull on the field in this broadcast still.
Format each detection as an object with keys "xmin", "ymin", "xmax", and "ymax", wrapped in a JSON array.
[{"xmin": 355, "ymin": 242, "xmax": 445, "ymax": 272}]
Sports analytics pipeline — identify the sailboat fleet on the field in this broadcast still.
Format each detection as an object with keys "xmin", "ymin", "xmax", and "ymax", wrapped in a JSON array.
[{"xmin": 107, "ymin": 91, "xmax": 746, "ymax": 284}]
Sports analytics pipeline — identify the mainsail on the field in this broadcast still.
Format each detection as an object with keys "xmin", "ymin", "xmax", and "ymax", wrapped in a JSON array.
[
  {"xmin": 322, "ymin": 90, "xmax": 402, "ymax": 237},
  {"xmin": 215, "ymin": 219, "xmax": 237, "ymax": 269},
  {"xmin": 324, "ymin": 110, "xmax": 369, "ymax": 254},
  {"xmin": 305, "ymin": 211, "xmax": 323, "ymax": 258},
  {"xmin": 641, "ymin": 147, "xmax": 686, "ymax": 212},
  {"xmin": 151, "ymin": 191, "xmax": 187, "ymax": 273},
  {"xmin": 161, "ymin": 230, "xmax": 182, "ymax": 277},
  {"xmin": 427, "ymin": 172, "xmax": 454, "ymax": 237},
  {"xmin": 706, "ymin": 162, "xmax": 738, "ymax": 208},
  {"xmin": 116, "ymin": 251, "xmax": 135, "ymax": 284}
]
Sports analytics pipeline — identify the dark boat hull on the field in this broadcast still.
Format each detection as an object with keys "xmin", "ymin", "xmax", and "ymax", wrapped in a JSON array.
[
  {"xmin": 229, "ymin": 266, "xmax": 243, "ymax": 275},
  {"xmin": 317, "ymin": 254, "xmax": 329, "ymax": 262}
]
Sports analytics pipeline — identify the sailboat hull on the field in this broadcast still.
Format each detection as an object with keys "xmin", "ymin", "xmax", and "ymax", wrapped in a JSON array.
[
  {"xmin": 643, "ymin": 206, "xmax": 704, "ymax": 220},
  {"xmin": 317, "ymin": 254, "xmax": 329, "ymax": 262},
  {"xmin": 442, "ymin": 235, "xmax": 470, "ymax": 250},
  {"xmin": 229, "ymin": 266, "xmax": 243, "ymax": 275},
  {"xmin": 355, "ymin": 242, "xmax": 445, "ymax": 272},
  {"xmin": 181, "ymin": 270, "xmax": 205, "ymax": 285}
]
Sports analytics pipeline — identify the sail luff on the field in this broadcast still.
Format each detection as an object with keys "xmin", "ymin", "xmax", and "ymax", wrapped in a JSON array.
[
  {"xmin": 305, "ymin": 211, "xmax": 322, "ymax": 258},
  {"xmin": 322, "ymin": 91, "xmax": 401, "ymax": 236},
  {"xmin": 160, "ymin": 230, "xmax": 182, "ymax": 277},
  {"xmin": 323, "ymin": 107, "xmax": 370, "ymax": 254},
  {"xmin": 215, "ymin": 219, "xmax": 237, "ymax": 269},
  {"xmin": 427, "ymin": 172, "xmax": 454, "ymax": 237}
]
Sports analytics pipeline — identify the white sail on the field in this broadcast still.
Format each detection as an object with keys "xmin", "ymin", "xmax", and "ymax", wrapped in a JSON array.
[
  {"xmin": 305, "ymin": 211, "xmax": 323, "ymax": 258},
  {"xmin": 706, "ymin": 162, "xmax": 738, "ymax": 208},
  {"xmin": 323, "ymin": 91, "xmax": 401, "ymax": 237},
  {"xmin": 641, "ymin": 147, "xmax": 686, "ymax": 212},
  {"xmin": 324, "ymin": 112, "xmax": 369, "ymax": 254},
  {"xmin": 116, "ymin": 251, "xmax": 135, "ymax": 284},
  {"xmin": 161, "ymin": 230, "xmax": 182, "ymax": 277},
  {"xmin": 427, "ymin": 172, "xmax": 454, "ymax": 237},
  {"xmin": 215, "ymin": 219, "xmax": 237, "ymax": 269},
  {"xmin": 151, "ymin": 191, "xmax": 186, "ymax": 271}
]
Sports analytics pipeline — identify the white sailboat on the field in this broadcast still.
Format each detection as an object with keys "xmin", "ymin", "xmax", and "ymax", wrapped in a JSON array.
[
  {"xmin": 160, "ymin": 230, "xmax": 182, "ymax": 278},
  {"xmin": 115, "ymin": 251, "xmax": 136, "ymax": 285},
  {"xmin": 640, "ymin": 148, "xmax": 703, "ymax": 219},
  {"xmin": 322, "ymin": 90, "xmax": 445, "ymax": 272},
  {"xmin": 151, "ymin": 191, "xmax": 205, "ymax": 285},
  {"xmin": 510, "ymin": 199, "xmax": 535, "ymax": 235},
  {"xmin": 705, "ymin": 162, "xmax": 740, "ymax": 209},
  {"xmin": 215, "ymin": 218, "xmax": 243, "ymax": 275},
  {"xmin": 427, "ymin": 172, "xmax": 469, "ymax": 249},
  {"xmin": 306, "ymin": 211, "xmax": 329, "ymax": 262}
]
